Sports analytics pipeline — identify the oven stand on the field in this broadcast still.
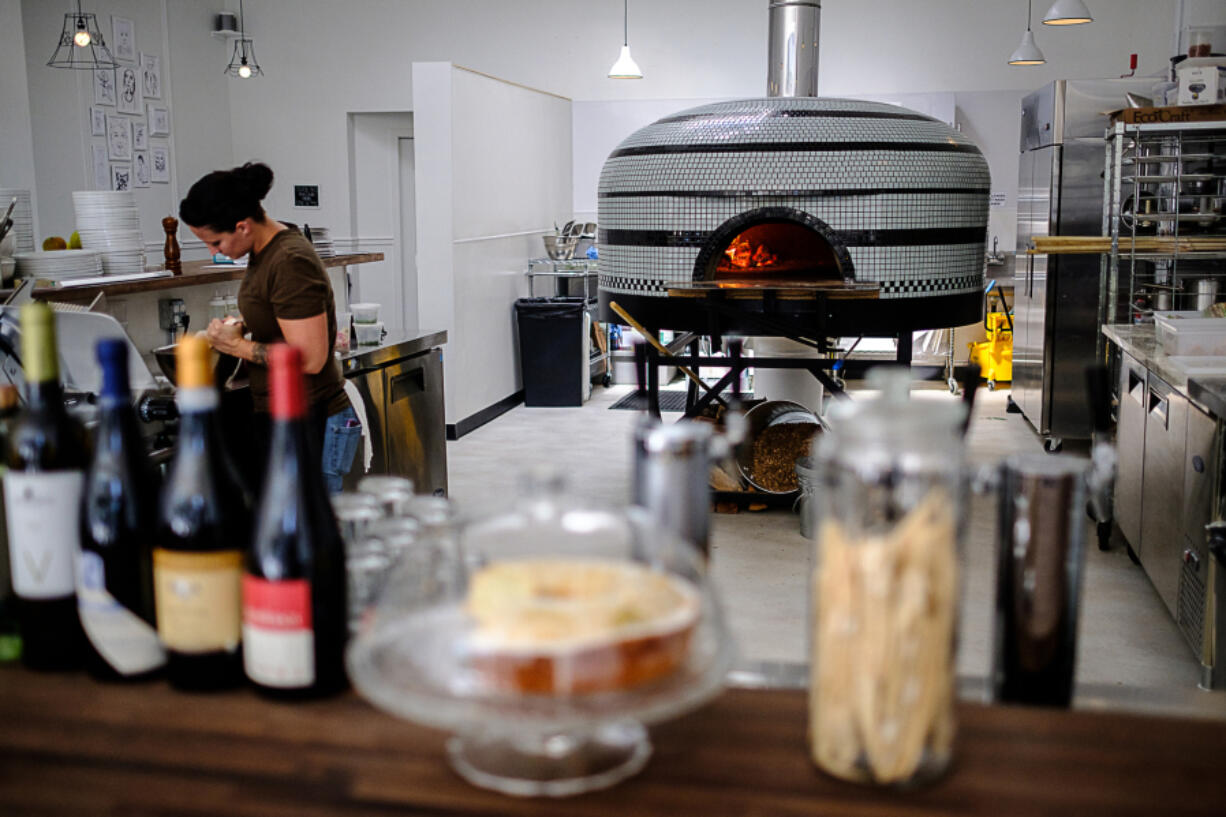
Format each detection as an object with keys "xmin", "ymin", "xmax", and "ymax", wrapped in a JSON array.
[{"xmin": 638, "ymin": 290, "xmax": 910, "ymax": 419}]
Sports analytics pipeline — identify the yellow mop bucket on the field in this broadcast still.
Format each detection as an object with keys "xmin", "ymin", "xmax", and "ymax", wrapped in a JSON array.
[{"xmin": 968, "ymin": 281, "xmax": 1013, "ymax": 390}]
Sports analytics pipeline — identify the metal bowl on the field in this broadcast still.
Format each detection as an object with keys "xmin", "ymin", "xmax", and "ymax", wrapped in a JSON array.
[
  {"xmin": 735, "ymin": 400, "xmax": 821, "ymax": 495},
  {"xmin": 542, "ymin": 235, "xmax": 578, "ymax": 260},
  {"xmin": 153, "ymin": 343, "xmax": 242, "ymax": 388}
]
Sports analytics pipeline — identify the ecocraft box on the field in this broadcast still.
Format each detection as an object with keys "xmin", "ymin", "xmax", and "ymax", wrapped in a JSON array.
[{"xmin": 1111, "ymin": 104, "xmax": 1226, "ymax": 125}]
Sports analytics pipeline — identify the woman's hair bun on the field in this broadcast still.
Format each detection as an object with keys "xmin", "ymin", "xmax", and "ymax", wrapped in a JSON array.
[{"xmin": 235, "ymin": 162, "xmax": 274, "ymax": 200}]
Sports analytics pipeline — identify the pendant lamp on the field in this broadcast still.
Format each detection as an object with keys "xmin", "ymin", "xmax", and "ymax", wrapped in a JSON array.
[
  {"xmin": 608, "ymin": 0, "xmax": 643, "ymax": 79},
  {"xmin": 1008, "ymin": 0, "xmax": 1046, "ymax": 65},
  {"xmin": 224, "ymin": 0, "xmax": 263, "ymax": 78},
  {"xmin": 1043, "ymin": 0, "xmax": 1092, "ymax": 26},
  {"xmin": 47, "ymin": 0, "xmax": 118, "ymax": 70}
]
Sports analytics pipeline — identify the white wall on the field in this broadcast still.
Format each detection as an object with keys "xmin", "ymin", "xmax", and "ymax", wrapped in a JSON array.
[
  {"xmin": 0, "ymin": 0, "xmax": 38, "ymax": 237},
  {"xmin": 413, "ymin": 63, "xmax": 571, "ymax": 426}
]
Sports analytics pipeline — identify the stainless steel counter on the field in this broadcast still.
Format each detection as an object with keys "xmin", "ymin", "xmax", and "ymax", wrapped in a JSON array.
[
  {"xmin": 340, "ymin": 329, "xmax": 448, "ymax": 374},
  {"xmin": 1104, "ymin": 323, "xmax": 1226, "ymax": 419}
]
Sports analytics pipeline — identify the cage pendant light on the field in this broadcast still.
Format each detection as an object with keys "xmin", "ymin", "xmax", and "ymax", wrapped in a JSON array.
[
  {"xmin": 224, "ymin": 0, "xmax": 263, "ymax": 78},
  {"xmin": 47, "ymin": 0, "xmax": 118, "ymax": 70},
  {"xmin": 1008, "ymin": 0, "xmax": 1047, "ymax": 65},
  {"xmin": 608, "ymin": 0, "xmax": 643, "ymax": 79}
]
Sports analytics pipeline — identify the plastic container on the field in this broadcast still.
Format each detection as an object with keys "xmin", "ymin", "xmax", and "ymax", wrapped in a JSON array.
[
  {"xmin": 208, "ymin": 291, "xmax": 227, "ymax": 322},
  {"xmin": 351, "ymin": 303, "xmax": 381, "ymax": 324},
  {"xmin": 1154, "ymin": 310, "xmax": 1226, "ymax": 356},
  {"xmin": 1188, "ymin": 27, "xmax": 1214, "ymax": 59},
  {"xmin": 807, "ymin": 368, "xmax": 964, "ymax": 787},
  {"xmin": 355, "ymin": 321, "xmax": 385, "ymax": 347}
]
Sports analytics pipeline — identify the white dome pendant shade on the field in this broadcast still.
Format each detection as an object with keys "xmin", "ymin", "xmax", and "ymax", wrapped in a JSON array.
[
  {"xmin": 1009, "ymin": 29, "xmax": 1046, "ymax": 65},
  {"xmin": 1043, "ymin": 0, "xmax": 1093, "ymax": 25},
  {"xmin": 609, "ymin": 44, "xmax": 643, "ymax": 79},
  {"xmin": 608, "ymin": 0, "xmax": 642, "ymax": 79},
  {"xmin": 1008, "ymin": 0, "xmax": 1046, "ymax": 66}
]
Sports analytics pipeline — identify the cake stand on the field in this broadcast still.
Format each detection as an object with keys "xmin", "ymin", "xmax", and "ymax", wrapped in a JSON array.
[{"xmin": 346, "ymin": 478, "xmax": 735, "ymax": 797}]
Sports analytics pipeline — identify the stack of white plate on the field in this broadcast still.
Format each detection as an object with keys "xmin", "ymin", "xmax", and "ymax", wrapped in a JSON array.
[
  {"xmin": 0, "ymin": 188, "xmax": 35, "ymax": 252},
  {"xmin": 307, "ymin": 225, "xmax": 334, "ymax": 257},
  {"xmin": 14, "ymin": 249, "xmax": 103, "ymax": 281},
  {"xmin": 72, "ymin": 190, "xmax": 145, "ymax": 275}
]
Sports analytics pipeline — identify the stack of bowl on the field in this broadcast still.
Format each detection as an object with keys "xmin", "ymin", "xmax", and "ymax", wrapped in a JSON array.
[{"xmin": 72, "ymin": 191, "xmax": 145, "ymax": 275}]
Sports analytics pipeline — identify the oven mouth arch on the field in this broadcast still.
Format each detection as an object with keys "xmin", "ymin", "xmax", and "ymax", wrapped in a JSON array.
[{"xmin": 693, "ymin": 207, "xmax": 854, "ymax": 284}]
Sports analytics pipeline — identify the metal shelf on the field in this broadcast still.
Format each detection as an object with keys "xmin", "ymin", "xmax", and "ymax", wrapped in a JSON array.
[{"xmin": 1103, "ymin": 118, "xmax": 1226, "ymax": 325}]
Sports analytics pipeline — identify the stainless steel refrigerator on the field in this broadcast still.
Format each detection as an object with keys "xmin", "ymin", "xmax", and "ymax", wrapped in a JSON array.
[{"xmin": 1013, "ymin": 79, "xmax": 1151, "ymax": 451}]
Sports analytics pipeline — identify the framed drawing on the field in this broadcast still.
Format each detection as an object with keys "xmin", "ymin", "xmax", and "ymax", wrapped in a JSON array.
[
  {"xmin": 92, "ymin": 143, "xmax": 109, "ymax": 190},
  {"xmin": 133, "ymin": 152, "xmax": 151, "ymax": 188},
  {"xmin": 132, "ymin": 121, "xmax": 147, "ymax": 151},
  {"xmin": 150, "ymin": 144, "xmax": 170, "ymax": 183},
  {"xmin": 93, "ymin": 68, "xmax": 116, "ymax": 106},
  {"xmin": 106, "ymin": 115, "xmax": 132, "ymax": 161},
  {"xmin": 148, "ymin": 105, "xmax": 169, "ymax": 136},
  {"xmin": 140, "ymin": 53, "xmax": 161, "ymax": 100},
  {"xmin": 116, "ymin": 65, "xmax": 141, "ymax": 114},
  {"xmin": 90, "ymin": 106, "xmax": 106, "ymax": 136},
  {"xmin": 111, "ymin": 163, "xmax": 132, "ymax": 192},
  {"xmin": 111, "ymin": 16, "xmax": 136, "ymax": 63}
]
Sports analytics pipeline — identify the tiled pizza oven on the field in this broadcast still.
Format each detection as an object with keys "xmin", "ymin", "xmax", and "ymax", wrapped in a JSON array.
[{"xmin": 597, "ymin": 3, "xmax": 991, "ymax": 337}]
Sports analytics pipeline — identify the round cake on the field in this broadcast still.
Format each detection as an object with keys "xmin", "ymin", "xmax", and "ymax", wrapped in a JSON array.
[{"xmin": 463, "ymin": 558, "xmax": 701, "ymax": 695}]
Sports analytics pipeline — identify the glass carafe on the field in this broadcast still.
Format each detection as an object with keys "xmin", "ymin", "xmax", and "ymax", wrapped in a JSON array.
[{"xmin": 807, "ymin": 369, "xmax": 964, "ymax": 786}]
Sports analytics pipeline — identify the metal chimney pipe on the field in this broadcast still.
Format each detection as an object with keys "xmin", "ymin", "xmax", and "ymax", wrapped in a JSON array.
[{"xmin": 767, "ymin": 0, "xmax": 821, "ymax": 97}]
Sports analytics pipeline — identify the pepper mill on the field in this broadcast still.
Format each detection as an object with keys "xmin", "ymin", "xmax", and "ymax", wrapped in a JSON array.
[{"xmin": 162, "ymin": 215, "xmax": 181, "ymax": 274}]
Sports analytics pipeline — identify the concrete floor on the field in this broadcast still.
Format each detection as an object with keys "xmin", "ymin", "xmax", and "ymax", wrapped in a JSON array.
[{"xmin": 446, "ymin": 381, "xmax": 1226, "ymax": 722}]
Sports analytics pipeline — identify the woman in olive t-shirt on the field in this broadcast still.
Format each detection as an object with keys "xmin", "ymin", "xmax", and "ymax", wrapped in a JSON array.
[{"xmin": 179, "ymin": 162, "xmax": 358, "ymax": 493}]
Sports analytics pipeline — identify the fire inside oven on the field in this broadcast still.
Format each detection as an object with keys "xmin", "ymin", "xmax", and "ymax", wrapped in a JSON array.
[{"xmin": 700, "ymin": 216, "xmax": 849, "ymax": 286}]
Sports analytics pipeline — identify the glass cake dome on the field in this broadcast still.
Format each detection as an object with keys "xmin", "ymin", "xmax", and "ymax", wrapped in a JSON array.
[{"xmin": 346, "ymin": 470, "xmax": 735, "ymax": 797}]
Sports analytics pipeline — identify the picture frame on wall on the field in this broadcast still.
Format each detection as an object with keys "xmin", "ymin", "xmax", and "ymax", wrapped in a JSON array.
[
  {"xmin": 133, "ymin": 121, "xmax": 147, "ymax": 151},
  {"xmin": 90, "ymin": 106, "xmax": 106, "ymax": 136},
  {"xmin": 106, "ymin": 115, "xmax": 132, "ymax": 161},
  {"xmin": 140, "ymin": 53, "xmax": 161, "ymax": 100},
  {"xmin": 92, "ymin": 143, "xmax": 109, "ymax": 190},
  {"xmin": 111, "ymin": 16, "xmax": 136, "ymax": 63},
  {"xmin": 116, "ymin": 65, "xmax": 141, "ymax": 115},
  {"xmin": 150, "ymin": 144, "xmax": 170, "ymax": 183},
  {"xmin": 93, "ymin": 68, "xmax": 116, "ymax": 106},
  {"xmin": 148, "ymin": 105, "xmax": 169, "ymax": 136},
  {"xmin": 133, "ymin": 152, "xmax": 151, "ymax": 188},
  {"xmin": 111, "ymin": 163, "xmax": 132, "ymax": 192}
]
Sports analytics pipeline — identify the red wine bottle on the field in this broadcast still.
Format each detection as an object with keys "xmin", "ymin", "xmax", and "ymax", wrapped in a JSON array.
[
  {"xmin": 243, "ymin": 344, "xmax": 347, "ymax": 697},
  {"xmin": 78, "ymin": 338, "xmax": 165, "ymax": 681},
  {"xmin": 4, "ymin": 303, "xmax": 89, "ymax": 671},
  {"xmin": 154, "ymin": 336, "xmax": 251, "ymax": 691}
]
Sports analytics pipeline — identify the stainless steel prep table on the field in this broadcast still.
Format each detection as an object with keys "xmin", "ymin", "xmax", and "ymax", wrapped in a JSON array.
[
  {"xmin": 1103, "ymin": 323, "xmax": 1224, "ymax": 689},
  {"xmin": 340, "ymin": 329, "xmax": 448, "ymax": 496}
]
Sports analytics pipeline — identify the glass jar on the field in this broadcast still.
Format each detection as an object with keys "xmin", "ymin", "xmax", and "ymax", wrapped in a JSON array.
[{"xmin": 807, "ymin": 369, "xmax": 964, "ymax": 786}]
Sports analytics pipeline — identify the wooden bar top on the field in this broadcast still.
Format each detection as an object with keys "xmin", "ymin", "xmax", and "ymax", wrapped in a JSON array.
[
  {"xmin": 1, "ymin": 665, "xmax": 1223, "ymax": 816},
  {"xmin": 34, "ymin": 252, "xmax": 385, "ymax": 301}
]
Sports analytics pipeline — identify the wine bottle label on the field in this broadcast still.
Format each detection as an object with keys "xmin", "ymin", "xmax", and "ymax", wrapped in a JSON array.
[
  {"xmin": 153, "ymin": 549, "xmax": 242, "ymax": 653},
  {"xmin": 242, "ymin": 576, "xmax": 315, "ymax": 688},
  {"xmin": 4, "ymin": 472, "xmax": 84, "ymax": 599},
  {"xmin": 77, "ymin": 551, "xmax": 166, "ymax": 675}
]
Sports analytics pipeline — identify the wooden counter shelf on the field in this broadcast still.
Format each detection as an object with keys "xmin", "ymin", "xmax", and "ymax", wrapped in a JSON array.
[
  {"xmin": 32, "ymin": 251, "xmax": 385, "ymax": 301},
  {"xmin": 1, "ymin": 664, "xmax": 1223, "ymax": 816}
]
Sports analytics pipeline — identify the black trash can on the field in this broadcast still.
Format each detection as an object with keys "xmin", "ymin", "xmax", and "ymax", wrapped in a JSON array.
[{"xmin": 515, "ymin": 297, "xmax": 587, "ymax": 407}]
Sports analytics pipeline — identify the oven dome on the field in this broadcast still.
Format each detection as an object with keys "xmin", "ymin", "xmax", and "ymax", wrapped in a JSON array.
[{"xmin": 596, "ymin": 97, "xmax": 991, "ymax": 333}]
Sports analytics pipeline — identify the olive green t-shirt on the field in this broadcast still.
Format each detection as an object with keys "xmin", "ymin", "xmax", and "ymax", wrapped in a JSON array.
[{"xmin": 238, "ymin": 226, "xmax": 346, "ymax": 415}]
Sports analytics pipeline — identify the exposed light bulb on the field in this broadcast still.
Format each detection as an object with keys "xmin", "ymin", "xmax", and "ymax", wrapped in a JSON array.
[
  {"xmin": 238, "ymin": 61, "xmax": 252, "ymax": 79},
  {"xmin": 73, "ymin": 21, "xmax": 91, "ymax": 48}
]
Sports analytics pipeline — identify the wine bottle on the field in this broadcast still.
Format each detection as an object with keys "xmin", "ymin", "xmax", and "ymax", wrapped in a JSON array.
[
  {"xmin": 0, "ymin": 384, "xmax": 24, "ymax": 663},
  {"xmin": 243, "ymin": 344, "xmax": 347, "ymax": 697},
  {"xmin": 4, "ymin": 302, "xmax": 89, "ymax": 671},
  {"xmin": 154, "ymin": 335, "xmax": 251, "ymax": 690},
  {"xmin": 78, "ymin": 338, "xmax": 165, "ymax": 681}
]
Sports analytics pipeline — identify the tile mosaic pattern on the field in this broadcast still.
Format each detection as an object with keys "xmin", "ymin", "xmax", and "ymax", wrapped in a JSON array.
[{"xmin": 597, "ymin": 97, "xmax": 991, "ymax": 301}]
